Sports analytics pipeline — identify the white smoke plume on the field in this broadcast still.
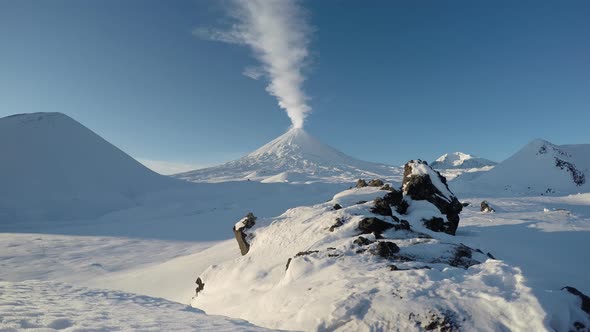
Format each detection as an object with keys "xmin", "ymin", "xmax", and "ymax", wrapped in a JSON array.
[{"xmin": 195, "ymin": 0, "xmax": 313, "ymax": 128}]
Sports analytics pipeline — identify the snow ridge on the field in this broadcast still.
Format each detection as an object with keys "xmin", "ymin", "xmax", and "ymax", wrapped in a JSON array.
[{"xmin": 431, "ymin": 152, "xmax": 496, "ymax": 169}]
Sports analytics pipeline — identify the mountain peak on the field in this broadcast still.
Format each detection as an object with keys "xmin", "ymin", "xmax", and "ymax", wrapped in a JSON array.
[
  {"xmin": 431, "ymin": 152, "xmax": 496, "ymax": 169},
  {"xmin": 175, "ymin": 128, "xmax": 402, "ymax": 183}
]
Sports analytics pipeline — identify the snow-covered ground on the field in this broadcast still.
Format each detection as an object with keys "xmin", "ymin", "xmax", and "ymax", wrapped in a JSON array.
[
  {"xmin": 2, "ymin": 192, "xmax": 589, "ymax": 331},
  {"xmin": 0, "ymin": 280, "xmax": 272, "ymax": 331}
]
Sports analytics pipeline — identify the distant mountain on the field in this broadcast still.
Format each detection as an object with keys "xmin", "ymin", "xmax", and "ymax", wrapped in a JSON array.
[
  {"xmin": 0, "ymin": 112, "xmax": 185, "ymax": 222},
  {"xmin": 174, "ymin": 128, "xmax": 402, "ymax": 184},
  {"xmin": 431, "ymin": 152, "xmax": 497, "ymax": 169},
  {"xmin": 452, "ymin": 139, "xmax": 589, "ymax": 195}
]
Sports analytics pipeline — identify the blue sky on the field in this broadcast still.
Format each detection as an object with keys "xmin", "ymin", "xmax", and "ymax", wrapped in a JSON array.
[{"xmin": 1, "ymin": 0, "xmax": 589, "ymax": 174}]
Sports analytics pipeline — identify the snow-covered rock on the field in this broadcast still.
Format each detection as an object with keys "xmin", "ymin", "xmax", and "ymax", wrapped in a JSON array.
[
  {"xmin": 452, "ymin": 139, "xmax": 590, "ymax": 196},
  {"xmin": 190, "ymin": 184, "xmax": 556, "ymax": 331},
  {"xmin": 0, "ymin": 112, "xmax": 187, "ymax": 222},
  {"xmin": 174, "ymin": 128, "xmax": 403, "ymax": 184}
]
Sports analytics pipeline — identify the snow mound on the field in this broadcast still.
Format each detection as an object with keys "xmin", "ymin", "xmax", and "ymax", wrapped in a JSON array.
[
  {"xmin": 190, "ymin": 185, "xmax": 556, "ymax": 331},
  {"xmin": 0, "ymin": 112, "xmax": 185, "ymax": 222},
  {"xmin": 453, "ymin": 139, "xmax": 590, "ymax": 196},
  {"xmin": 431, "ymin": 152, "xmax": 496, "ymax": 169},
  {"xmin": 0, "ymin": 280, "xmax": 271, "ymax": 331},
  {"xmin": 174, "ymin": 128, "xmax": 402, "ymax": 184}
]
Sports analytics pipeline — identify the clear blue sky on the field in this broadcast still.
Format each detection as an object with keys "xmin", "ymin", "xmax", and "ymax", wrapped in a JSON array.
[{"xmin": 1, "ymin": 0, "xmax": 589, "ymax": 173}]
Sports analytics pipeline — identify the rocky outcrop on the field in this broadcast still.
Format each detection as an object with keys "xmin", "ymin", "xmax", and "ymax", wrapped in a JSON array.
[
  {"xmin": 355, "ymin": 179, "xmax": 368, "ymax": 188},
  {"xmin": 563, "ymin": 286, "xmax": 590, "ymax": 316},
  {"xmin": 480, "ymin": 201, "xmax": 495, "ymax": 213},
  {"xmin": 195, "ymin": 277, "xmax": 205, "ymax": 296},
  {"xmin": 357, "ymin": 217, "xmax": 410, "ymax": 238},
  {"xmin": 233, "ymin": 212, "xmax": 257, "ymax": 255},
  {"xmin": 402, "ymin": 160, "xmax": 463, "ymax": 235}
]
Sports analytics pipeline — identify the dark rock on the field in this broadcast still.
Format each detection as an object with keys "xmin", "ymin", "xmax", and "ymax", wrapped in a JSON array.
[
  {"xmin": 573, "ymin": 321, "xmax": 586, "ymax": 331},
  {"xmin": 380, "ymin": 184, "xmax": 393, "ymax": 191},
  {"xmin": 480, "ymin": 200, "xmax": 495, "ymax": 213},
  {"xmin": 295, "ymin": 250, "xmax": 319, "ymax": 257},
  {"xmin": 449, "ymin": 244, "xmax": 480, "ymax": 269},
  {"xmin": 370, "ymin": 241, "xmax": 400, "ymax": 258},
  {"xmin": 353, "ymin": 236, "xmax": 373, "ymax": 246},
  {"xmin": 422, "ymin": 217, "xmax": 446, "ymax": 233},
  {"xmin": 388, "ymin": 264, "xmax": 399, "ymax": 271},
  {"xmin": 461, "ymin": 202, "xmax": 470, "ymax": 207},
  {"xmin": 355, "ymin": 179, "xmax": 368, "ymax": 188},
  {"xmin": 329, "ymin": 218, "xmax": 344, "ymax": 232},
  {"xmin": 486, "ymin": 252, "xmax": 496, "ymax": 259},
  {"xmin": 285, "ymin": 258, "xmax": 292, "ymax": 270},
  {"xmin": 562, "ymin": 286, "xmax": 590, "ymax": 316},
  {"xmin": 358, "ymin": 217, "xmax": 393, "ymax": 238},
  {"xmin": 555, "ymin": 158, "xmax": 586, "ymax": 186},
  {"xmin": 195, "ymin": 277, "xmax": 205, "ymax": 296},
  {"xmin": 402, "ymin": 160, "xmax": 463, "ymax": 235},
  {"xmin": 371, "ymin": 197, "xmax": 393, "ymax": 216},
  {"xmin": 396, "ymin": 199, "xmax": 410, "ymax": 215},
  {"xmin": 233, "ymin": 212, "xmax": 257, "ymax": 256},
  {"xmin": 333, "ymin": 203, "xmax": 342, "ymax": 210},
  {"xmin": 368, "ymin": 179, "xmax": 384, "ymax": 187},
  {"xmin": 356, "ymin": 200, "xmax": 368, "ymax": 205}
]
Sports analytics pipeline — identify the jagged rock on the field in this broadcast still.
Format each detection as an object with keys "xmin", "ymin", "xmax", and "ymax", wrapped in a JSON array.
[
  {"xmin": 562, "ymin": 286, "xmax": 590, "ymax": 316},
  {"xmin": 449, "ymin": 244, "xmax": 481, "ymax": 269},
  {"xmin": 333, "ymin": 203, "xmax": 342, "ymax": 210},
  {"xmin": 422, "ymin": 217, "xmax": 446, "ymax": 233},
  {"xmin": 356, "ymin": 200, "xmax": 368, "ymax": 205},
  {"xmin": 329, "ymin": 218, "xmax": 344, "ymax": 232},
  {"xmin": 555, "ymin": 158, "xmax": 586, "ymax": 186},
  {"xmin": 233, "ymin": 212, "xmax": 257, "ymax": 256},
  {"xmin": 356, "ymin": 179, "xmax": 368, "ymax": 188},
  {"xmin": 480, "ymin": 201, "xmax": 495, "ymax": 213},
  {"xmin": 402, "ymin": 160, "xmax": 463, "ymax": 235},
  {"xmin": 371, "ymin": 197, "xmax": 393, "ymax": 216},
  {"xmin": 461, "ymin": 202, "xmax": 470, "ymax": 207},
  {"xmin": 295, "ymin": 250, "xmax": 320, "ymax": 257},
  {"xmin": 195, "ymin": 277, "xmax": 205, "ymax": 296},
  {"xmin": 353, "ymin": 236, "xmax": 373, "ymax": 246},
  {"xmin": 370, "ymin": 241, "xmax": 400, "ymax": 258},
  {"xmin": 368, "ymin": 179, "xmax": 384, "ymax": 187},
  {"xmin": 357, "ymin": 217, "xmax": 410, "ymax": 238}
]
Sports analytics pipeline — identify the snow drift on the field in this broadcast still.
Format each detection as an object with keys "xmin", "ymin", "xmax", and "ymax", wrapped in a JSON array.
[
  {"xmin": 0, "ymin": 112, "xmax": 186, "ymax": 222},
  {"xmin": 174, "ymin": 128, "xmax": 402, "ymax": 184}
]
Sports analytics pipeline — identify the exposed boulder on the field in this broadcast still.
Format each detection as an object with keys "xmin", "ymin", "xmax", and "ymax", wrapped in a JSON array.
[
  {"xmin": 233, "ymin": 212, "xmax": 257, "ymax": 256},
  {"xmin": 370, "ymin": 241, "xmax": 400, "ymax": 258},
  {"xmin": 357, "ymin": 217, "xmax": 410, "ymax": 238},
  {"xmin": 371, "ymin": 197, "xmax": 393, "ymax": 216},
  {"xmin": 422, "ymin": 217, "xmax": 446, "ymax": 233},
  {"xmin": 402, "ymin": 160, "xmax": 463, "ymax": 235},
  {"xmin": 353, "ymin": 236, "xmax": 373, "ymax": 246},
  {"xmin": 333, "ymin": 203, "xmax": 342, "ymax": 210},
  {"xmin": 329, "ymin": 218, "xmax": 345, "ymax": 232},
  {"xmin": 367, "ymin": 179, "xmax": 384, "ymax": 187},
  {"xmin": 195, "ymin": 277, "xmax": 205, "ymax": 296},
  {"xmin": 355, "ymin": 179, "xmax": 368, "ymax": 188},
  {"xmin": 480, "ymin": 201, "xmax": 495, "ymax": 213}
]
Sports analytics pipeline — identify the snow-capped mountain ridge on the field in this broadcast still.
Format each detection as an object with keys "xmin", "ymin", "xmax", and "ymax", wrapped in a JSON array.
[
  {"xmin": 431, "ymin": 152, "xmax": 496, "ymax": 169},
  {"xmin": 175, "ymin": 128, "xmax": 403, "ymax": 183},
  {"xmin": 452, "ymin": 138, "xmax": 590, "ymax": 195}
]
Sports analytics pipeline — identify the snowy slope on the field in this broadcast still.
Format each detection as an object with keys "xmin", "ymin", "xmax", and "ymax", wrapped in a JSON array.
[
  {"xmin": 0, "ymin": 112, "xmax": 187, "ymax": 222},
  {"xmin": 431, "ymin": 152, "xmax": 496, "ymax": 169},
  {"xmin": 174, "ymin": 128, "xmax": 402, "ymax": 184},
  {"xmin": 452, "ymin": 139, "xmax": 590, "ymax": 195},
  {"xmin": 185, "ymin": 186, "xmax": 590, "ymax": 331},
  {"xmin": 0, "ymin": 280, "xmax": 272, "ymax": 331}
]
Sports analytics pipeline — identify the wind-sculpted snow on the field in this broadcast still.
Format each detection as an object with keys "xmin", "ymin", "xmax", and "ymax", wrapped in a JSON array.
[
  {"xmin": 0, "ymin": 280, "xmax": 272, "ymax": 331},
  {"xmin": 431, "ymin": 152, "xmax": 497, "ymax": 169},
  {"xmin": 190, "ymin": 186, "xmax": 552, "ymax": 331},
  {"xmin": 175, "ymin": 128, "xmax": 403, "ymax": 184}
]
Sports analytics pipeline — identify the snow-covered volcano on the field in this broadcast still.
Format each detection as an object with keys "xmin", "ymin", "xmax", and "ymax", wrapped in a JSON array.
[
  {"xmin": 175, "ymin": 128, "xmax": 402, "ymax": 184},
  {"xmin": 452, "ymin": 139, "xmax": 589, "ymax": 195},
  {"xmin": 0, "ymin": 112, "xmax": 185, "ymax": 222},
  {"xmin": 431, "ymin": 152, "xmax": 496, "ymax": 169}
]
